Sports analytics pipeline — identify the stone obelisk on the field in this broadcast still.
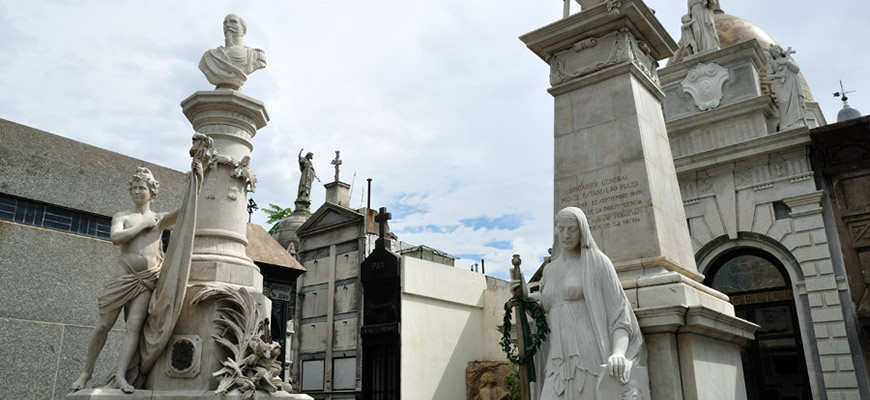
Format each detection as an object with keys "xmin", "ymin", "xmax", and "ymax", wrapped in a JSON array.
[{"xmin": 521, "ymin": 2, "xmax": 756, "ymax": 399}]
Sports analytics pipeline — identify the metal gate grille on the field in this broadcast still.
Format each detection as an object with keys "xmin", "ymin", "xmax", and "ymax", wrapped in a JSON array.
[{"xmin": 363, "ymin": 344, "xmax": 399, "ymax": 400}]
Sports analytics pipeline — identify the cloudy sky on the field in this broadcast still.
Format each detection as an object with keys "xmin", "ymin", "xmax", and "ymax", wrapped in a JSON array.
[{"xmin": 1, "ymin": 0, "xmax": 867, "ymax": 280}]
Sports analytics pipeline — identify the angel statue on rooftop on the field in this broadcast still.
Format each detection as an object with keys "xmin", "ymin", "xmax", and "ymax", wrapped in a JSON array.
[
  {"xmin": 686, "ymin": 0, "xmax": 720, "ymax": 53},
  {"xmin": 768, "ymin": 44, "xmax": 807, "ymax": 130},
  {"xmin": 297, "ymin": 149, "xmax": 320, "ymax": 200}
]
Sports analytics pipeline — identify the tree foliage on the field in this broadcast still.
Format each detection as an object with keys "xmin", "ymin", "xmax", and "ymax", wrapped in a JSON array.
[{"xmin": 262, "ymin": 203, "xmax": 292, "ymax": 234}]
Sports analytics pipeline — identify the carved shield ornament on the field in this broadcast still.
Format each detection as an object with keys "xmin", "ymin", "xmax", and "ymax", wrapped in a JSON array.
[{"xmin": 681, "ymin": 63, "xmax": 729, "ymax": 111}]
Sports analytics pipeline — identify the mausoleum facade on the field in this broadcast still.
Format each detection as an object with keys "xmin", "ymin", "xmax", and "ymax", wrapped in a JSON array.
[{"xmin": 663, "ymin": 7, "xmax": 868, "ymax": 400}]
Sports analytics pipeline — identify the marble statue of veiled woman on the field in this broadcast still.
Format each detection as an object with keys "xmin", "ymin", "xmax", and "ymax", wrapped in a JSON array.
[
  {"xmin": 768, "ymin": 44, "xmax": 806, "ymax": 130},
  {"xmin": 687, "ymin": 0, "xmax": 720, "ymax": 53},
  {"xmin": 532, "ymin": 207, "xmax": 646, "ymax": 400}
]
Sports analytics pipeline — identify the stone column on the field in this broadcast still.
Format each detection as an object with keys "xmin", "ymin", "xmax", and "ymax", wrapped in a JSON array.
[
  {"xmin": 146, "ymin": 89, "xmax": 271, "ymax": 393},
  {"xmin": 181, "ymin": 89, "xmax": 269, "ymax": 288},
  {"xmin": 521, "ymin": 2, "xmax": 756, "ymax": 399}
]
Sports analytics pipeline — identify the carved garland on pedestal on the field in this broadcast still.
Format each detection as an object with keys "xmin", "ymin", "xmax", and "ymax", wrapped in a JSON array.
[
  {"xmin": 548, "ymin": 28, "xmax": 659, "ymax": 87},
  {"xmin": 193, "ymin": 132, "xmax": 258, "ymax": 195},
  {"xmin": 191, "ymin": 284, "xmax": 290, "ymax": 399}
]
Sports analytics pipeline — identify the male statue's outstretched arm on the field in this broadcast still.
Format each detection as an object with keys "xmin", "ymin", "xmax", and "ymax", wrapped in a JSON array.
[{"xmin": 159, "ymin": 209, "xmax": 180, "ymax": 229}]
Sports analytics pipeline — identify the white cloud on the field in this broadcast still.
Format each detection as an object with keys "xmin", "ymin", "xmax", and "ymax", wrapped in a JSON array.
[{"xmin": 2, "ymin": 0, "xmax": 868, "ymax": 281}]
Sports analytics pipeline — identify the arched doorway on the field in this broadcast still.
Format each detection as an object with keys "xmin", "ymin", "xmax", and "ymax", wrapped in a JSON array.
[{"xmin": 705, "ymin": 248, "xmax": 812, "ymax": 400}]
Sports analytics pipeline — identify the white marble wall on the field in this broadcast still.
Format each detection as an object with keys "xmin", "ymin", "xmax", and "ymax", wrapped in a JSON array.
[
  {"xmin": 656, "ymin": 31, "xmax": 869, "ymax": 397},
  {"xmin": 679, "ymin": 146, "xmax": 864, "ymax": 398},
  {"xmin": 400, "ymin": 256, "xmax": 512, "ymax": 400}
]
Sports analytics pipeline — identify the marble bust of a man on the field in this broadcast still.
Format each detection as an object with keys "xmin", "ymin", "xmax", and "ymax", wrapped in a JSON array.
[{"xmin": 199, "ymin": 14, "xmax": 267, "ymax": 90}]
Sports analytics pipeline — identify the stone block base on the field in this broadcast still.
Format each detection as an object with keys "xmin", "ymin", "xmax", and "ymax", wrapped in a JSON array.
[
  {"xmin": 632, "ymin": 274, "xmax": 758, "ymax": 400},
  {"xmin": 67, "ymin": 389, "xmax": 313, "ymax": 399},
  {"xmin": 146, "ymin": 285, "xmax": 271, "ymax": 392}
]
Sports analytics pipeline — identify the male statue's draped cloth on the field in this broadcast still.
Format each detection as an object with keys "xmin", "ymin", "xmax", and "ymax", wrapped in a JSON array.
[{"xmin": 122, "ymin": 167, "xmax": 202, "ymax": 387}]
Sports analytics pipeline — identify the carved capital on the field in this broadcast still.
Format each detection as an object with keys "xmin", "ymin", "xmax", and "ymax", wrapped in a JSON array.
[
  {"xmin": 681, "ymin": 63, "xmax": 729, "ymax": 111},
  {"xmin": 548, "ymin": 28, "xmax": 658, "ymax": 86}
]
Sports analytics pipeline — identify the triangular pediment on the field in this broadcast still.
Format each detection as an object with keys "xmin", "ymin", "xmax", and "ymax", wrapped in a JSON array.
[{"xmin": 296, "ymin": 202, "xmax": 364, "ymax": 237}]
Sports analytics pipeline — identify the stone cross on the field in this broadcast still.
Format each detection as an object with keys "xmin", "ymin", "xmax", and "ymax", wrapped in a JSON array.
[
  {"xmin": 331, "ymin": 151, "xmax": 342, "ymax": 182},
  {"xmin": 375, "ymin": 207, "xmax": 391, "ymax": 240}
]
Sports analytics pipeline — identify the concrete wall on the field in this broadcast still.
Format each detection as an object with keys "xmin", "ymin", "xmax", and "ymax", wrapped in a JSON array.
[
  {"xmin": 0, "ymin": 119, "xmax": 186, "ymax": 399},
  {"xmin": 400, "ymin": 256, "xmax": 511, "ymax": 400},
  {"xmin": 0, "ymin": 118, "xmax": 187, "ymax": 216},
  {"xmin": 0, "ymin": 223, "xmax": 125, "ymax": 400}
]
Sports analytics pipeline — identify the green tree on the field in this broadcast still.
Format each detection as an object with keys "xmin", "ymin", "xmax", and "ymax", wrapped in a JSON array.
[{"xmin": 262, "ymin": 203, "xmax": 292, "ymax": 234}]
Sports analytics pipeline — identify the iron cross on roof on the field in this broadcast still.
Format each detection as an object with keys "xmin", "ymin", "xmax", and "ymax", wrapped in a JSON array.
[{"xmin": 375, "ymin": 207, "xmax": 391, "ymax": 240}]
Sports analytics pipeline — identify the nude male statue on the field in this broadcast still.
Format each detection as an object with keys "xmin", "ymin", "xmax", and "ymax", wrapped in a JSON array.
[{"xmin": 71, "ymin": 167, "xmax": 178, "ymax": 393}]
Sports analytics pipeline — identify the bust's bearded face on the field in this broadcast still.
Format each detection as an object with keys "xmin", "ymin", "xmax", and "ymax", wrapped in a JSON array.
[{"xmin": 223, "ymin": 16, "xmax": 243, "ymax": 36}]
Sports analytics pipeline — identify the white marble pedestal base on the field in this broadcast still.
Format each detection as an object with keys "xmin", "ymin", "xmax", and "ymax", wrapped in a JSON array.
[{"xmin": 630, "ymin": 272, "xmax": 758, "ymax": 400}]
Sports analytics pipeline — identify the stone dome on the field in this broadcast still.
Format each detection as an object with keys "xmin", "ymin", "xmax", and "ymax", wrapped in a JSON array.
[
  {"xmin": 271, "ymin": 211, "xmax": 310, "ymax": 251},
  {"xmin": 669, "ymin": 10, "xmax": 814, "ymax": 101},
  {"xmin": 837, "ymin": 102, "xmax": 863, "ymax": 122}
]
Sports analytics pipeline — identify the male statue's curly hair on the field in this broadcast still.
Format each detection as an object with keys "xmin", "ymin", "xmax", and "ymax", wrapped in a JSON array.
[{"xmin": 128, "ymin": 166, "xmax": 160, "ymax": 199}]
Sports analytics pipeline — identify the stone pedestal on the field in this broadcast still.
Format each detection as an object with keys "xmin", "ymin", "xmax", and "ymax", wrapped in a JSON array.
[
  {"xmin": 324, "ymin": 181, "xmax": 350, "ymax": 207},
  {"xmin": 143, "ymin": 89, "xmax": 276, "ymax": 394},
  {"xmin": 181, "ymin": 89, "xmax": 269, "ymax": 285},
  {"xmin": 522, "ymin": 0, "xmax": 696, "ymax": 279},
  {"xmin": 520, "ymin": 2, "xmax": 757, "ymax": 399}
]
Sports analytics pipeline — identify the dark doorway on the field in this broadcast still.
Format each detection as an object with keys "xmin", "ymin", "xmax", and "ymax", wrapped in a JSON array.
[
  {"xmin": 263, "ymin": 278, "xmax": 294, "ymax": 381},
  {"xmin": 706, "ymin": 248, "xmax": 812, "ymax": 400},
  {"xmin": 360, "ymin": 222, "xmax": 401, "ymax": 400},
  {"xmin": 270, "ymin": 297, "xmax": 289, "ymax": 379},
  {"xmin": 361, "ymin": 332, "xmax": 400, "ymax": 400}
]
